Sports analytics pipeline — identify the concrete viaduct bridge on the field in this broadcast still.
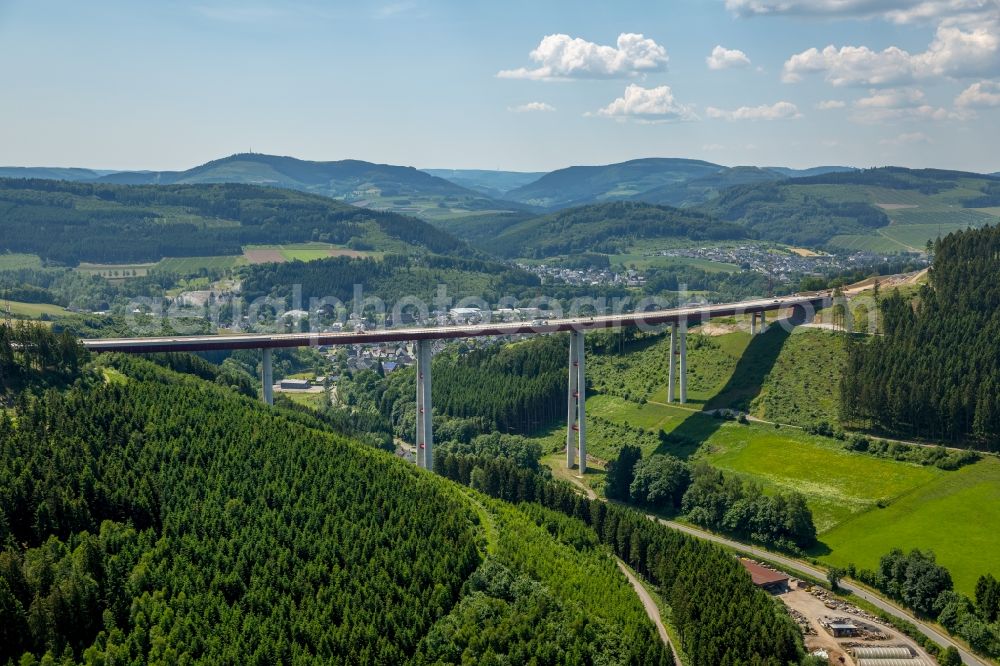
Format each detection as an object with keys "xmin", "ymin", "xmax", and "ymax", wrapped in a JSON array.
[{"xmin": 82, "ymin": 294, "xmax": 829, "ymax": 473}]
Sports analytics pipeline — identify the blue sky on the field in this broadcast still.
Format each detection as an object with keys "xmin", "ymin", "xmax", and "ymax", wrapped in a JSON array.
[{"xmin": 1, "ymin": 0, "xmax": 998, "ymax": 172}]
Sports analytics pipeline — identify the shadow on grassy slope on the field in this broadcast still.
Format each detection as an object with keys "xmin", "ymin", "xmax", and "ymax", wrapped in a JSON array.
[{"xmin": 655, "ymin": 322, "xmax": 792, "ymax": 460}]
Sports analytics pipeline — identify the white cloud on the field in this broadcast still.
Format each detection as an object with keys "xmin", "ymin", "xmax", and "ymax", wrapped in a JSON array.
[
  {"xmin": 707, "ymin": 45, "xmax": 752, "ymax": 70},
  {"xmin": 509, "ymin": 102, "xmax": 556, "ymax": 113},
  {"xmin": 724, "ymin": 0, "xmax": 994, "ymax": 24},
  {"xmin": 594, "ymin": 84, "xmax": 697, "ymax": 121},
  {"xmin": 855, "ymin": 87, "xmax": 926, "ymax": 107},
  {"xmin": 782, "ymin": 17, "xmax": 1000, "ymax": 86},
  {"xmin": 498, "ymin": 33, "xmax": 668, "ymax": 80},
  {"xmin": 706, "ymin": 101, "xmax": 802, "ymax": 120},
  {"xmin": 817, "ymin": 99, "xmax": 847, "ymax": 109},
  {"xmin": 956, "ymin": 79, "xmax": 1000, "ymax": 106},
  {"xmin": 850, "ymin": 87, "xmax": 963, "ymax": 121},
  {"xmin": 880, "ymin": 131, "xmax": 932, "ymax": 144}
]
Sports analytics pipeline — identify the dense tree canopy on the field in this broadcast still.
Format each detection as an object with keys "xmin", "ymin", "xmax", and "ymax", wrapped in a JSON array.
[
  {"xmin": 841, "ymin": 225, "xmax": 1000, "ymax": 447},
  {"xmin": 0, "ymin": 178, "xmax": 464, "ymax": 264}
]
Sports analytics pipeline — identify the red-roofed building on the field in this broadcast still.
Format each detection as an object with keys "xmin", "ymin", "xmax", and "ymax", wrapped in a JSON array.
[{"xmin": 740, "ymin": 559, "xmax": 790, "ymax": 592}]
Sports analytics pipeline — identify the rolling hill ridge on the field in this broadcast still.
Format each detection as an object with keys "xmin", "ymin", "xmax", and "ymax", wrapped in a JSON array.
[
  {"xmin": 487, "ymin": 200, "xmax": 747, "ymax": 258},
  {"xmin": 97, "ymin": 153, "xmax": 526, "ymax": 220},
  {"xmin": 0, "ymin": 178, "xmax": 469, "ymax": 264}
]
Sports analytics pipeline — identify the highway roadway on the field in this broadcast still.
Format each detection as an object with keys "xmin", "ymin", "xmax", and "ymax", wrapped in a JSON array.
[{"xmin": 81, "ymin": 294, "xmax": 827, "ymax": 352}]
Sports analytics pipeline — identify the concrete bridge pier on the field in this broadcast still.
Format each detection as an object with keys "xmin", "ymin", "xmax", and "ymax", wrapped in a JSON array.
[
  {"xmin": 261, "ymin": 348, "xmax": 273, "ymax": 406},
  {"xmin": 415, "ymin": 339, "xmax": 433, "ymax": 470},
  {"xmin": 750, "ymin": 312, "xmax": 757, "ymax": 335},
  {"xmin": 666, "ymin": 320, "xmax": 688, "ymax": 404},
  {"xmin": 678, "ymin": 319, "xmax": 687, "ymax": 404},
  {"xmin": 566, "ymin": 329, "xmax": 586, "ymax": 474},
  {"xmin": 667, "ymin": 323, "xmax": 677, "ymax": 403}
]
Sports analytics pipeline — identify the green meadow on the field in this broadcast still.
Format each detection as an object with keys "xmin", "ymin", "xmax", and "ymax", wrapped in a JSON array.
[
  {"xmin": 4, "ymin": 300, "xmax": 71, "ymax": 319},
  {"xmin": 535, "ymin": 321, "xmax": 1000, "ymax": 596}
]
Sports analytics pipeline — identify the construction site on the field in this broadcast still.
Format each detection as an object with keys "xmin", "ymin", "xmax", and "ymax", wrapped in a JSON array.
[{"xmin": 741, "ymin": 559, "xmax": 934, "ymax": 666}]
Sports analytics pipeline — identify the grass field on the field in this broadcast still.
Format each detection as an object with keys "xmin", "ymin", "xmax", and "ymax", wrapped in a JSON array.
[
  {"xmin": 880, "ymin": 222, "xmax": 981, "ymax": 250},
  {"xmin": 587, "ymin": 326, "xmax": 843, "ymax": 427},
  {"xmin": 4, "ymin": 299, "xmax": 71, "ymax": 319},
  {"xmin": 828, "ymin": 234, "xmax": 912, "ymax": 253},
  {"xmin": 282, "ymin": 391, "xmax": 329, "ymax": 410},
  {"xmin": 0, "ymin": 253, "xmax": 42, "ymax": 270},
  {"xmin": 827, "ymin": 184, "xmax": 1000, "ymax": 253},
  {"xmin": 819, "ymin": 457, "xmax": 1000, "ymax": 596},
  {"xmin": 700, "ymin": 422, "xmax": 942, "ymax": 533},
  {"xmin": 540, "ymin": 318, "xmax": 1000, "ymax": 595},
  {"xmin": 76, "ymin": 262, "xmax": 155, "ymax": 278},
  {"xmin": 243, "ymin": 242, "xmax": 377, "ymax": 264},
  {"xmin": 156, "ymin": 255, "xmax": 245, "ymax": 273}
]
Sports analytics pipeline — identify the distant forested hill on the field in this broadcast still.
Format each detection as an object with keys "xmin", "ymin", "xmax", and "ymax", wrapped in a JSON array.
[
  {"xmin": 422, "ymin": 168, "xmax": 545, "ymax": 198},
  {"xmin": 97, "ymin": 153, "xmax": 524, "ymax": 219},
  {"xmin": 240, "ymin": 253, "xmax": 542, "ymax": 305},
  {"xmin": 503, "ymin": 158, "xmax": 723, "ymax": 209},
  {"xmin": 634, "ymin": 166, "xmax": 787, "ymax": 208},
  {"xmin": 841, "ymin": 224, "xmax": 1000, "ymax": 448},
  {"xmin": 697, "ymin": 166, "xmax": 1000, "ymax": 248},
  {"xmin": 0, "ymin": 167, "xmax": 107, "ymax": 181},
  {"xmin": 0, "ymin": 178, "xmax": 466, "ymax": 264},
  {"xmin": 486, "ymin": 201, "xmax": 747, "ymax": 258}
]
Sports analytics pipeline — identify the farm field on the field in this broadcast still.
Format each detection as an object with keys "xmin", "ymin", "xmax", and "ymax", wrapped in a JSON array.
[
  {"xmin": 242, "ymin": 242, "xmax": 377, "ymax": 264},
  {"xmin": 156, "ymin": 255, "xmax": 246, "ymax": 273},
  {"xmin": 0, "ymin": 253, "xmax": 42, "ymax": 270},
  {"xmin": 699, "ymin": 423, "xmax": 942, "ymax": 533},
  {"xmin": 825, "ymin": 183, "xmax": 1000, "ymax": 252},
  {"xmin": 76, "ymin": 262, "xmax": 155, "ymax": 278},
  {"xmin": 819, "ymin": 457, "xmax": 1000, "ymax": 596},
  {"xmin": 4, "ymin": 299, "xmax": 71, "ymax": 319},
  {"xmin": 828, "ymin": 233, "xmax": 912, "ymax": 253},
  {"xmin": 880, "ymin": 222, "xmax": 985, "ymax": 250}
]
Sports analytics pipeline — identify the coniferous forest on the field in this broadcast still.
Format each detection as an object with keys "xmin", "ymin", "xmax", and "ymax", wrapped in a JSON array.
[
  {"xmin": 840, "ymin": 225, "xmax": 1000, "ymax": 448},
  {"xmin": 0, "ymin": 325, "xmax": 822, "ymax": 665}
]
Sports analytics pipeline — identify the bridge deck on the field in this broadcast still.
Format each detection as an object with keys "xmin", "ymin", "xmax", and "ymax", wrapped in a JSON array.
[{"xmin": 81, "ymin": 295, "xmax": 827, "ymax": 353}]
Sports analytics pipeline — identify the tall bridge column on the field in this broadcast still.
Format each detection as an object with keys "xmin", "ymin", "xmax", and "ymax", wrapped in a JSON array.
[
  {"xmin": 261, "ymin": 348, "xmax": 273, "ymax": 406},
  {"xmin": 415, "ymin": 339, "xmax": 433, "ymax": 470},
  {"xmin": 667, "ymin": 322, "xmax": 677, "ymax": 403},
  {"xmin": 576, "ymin": 330, "xmax": 586, "ymax": 475},
  {"xmin": 750, "ymin": 312, "xmax": 757, "ymax": 335},
  {"xmin": 679, "ymin": 319, "xmax": 688, "ymax": 404},
  {"xmin": 566, "ymin": 332, "xmax": 577, "ymax": 469},
  {"xmin": 759, "ymin": 310, "xmax": 766, "ymax": 333},
  {"xmin": 566, "ymin": 330, "xmax": 586, "ymax": 474}
]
